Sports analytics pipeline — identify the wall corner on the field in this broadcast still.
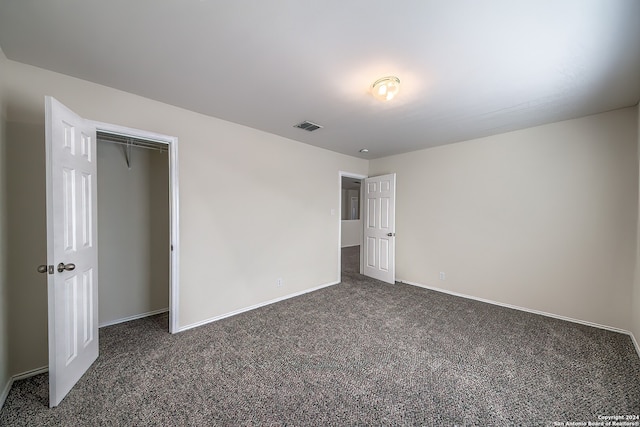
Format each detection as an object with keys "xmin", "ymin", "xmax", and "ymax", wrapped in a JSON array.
[{"xmin": 632, "ymin": 102, "xmax": 640, "ymax": 350}]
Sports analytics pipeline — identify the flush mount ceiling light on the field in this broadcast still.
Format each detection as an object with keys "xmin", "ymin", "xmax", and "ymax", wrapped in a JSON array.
[
  {"xmin": 359, "ymin": 148, "xmax": 369, "ymax": 153},
  {"xmin": 371, "ymin": 76, "xmax": 400, "ymax": 101}
]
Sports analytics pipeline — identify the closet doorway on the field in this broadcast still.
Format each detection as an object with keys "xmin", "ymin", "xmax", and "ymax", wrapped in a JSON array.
[
  {"xmin": 339, "ymin": 172, "xmax": 367, "ymax": 279},
  {"xmin": 95, "ymin": 127, "xmax": 178, "ymax": 333}
]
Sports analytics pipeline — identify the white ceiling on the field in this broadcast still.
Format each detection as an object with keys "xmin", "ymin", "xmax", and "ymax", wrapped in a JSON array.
[{"xmin": 0, "ymin": 0, "xmax": 639, "ymax": 159}]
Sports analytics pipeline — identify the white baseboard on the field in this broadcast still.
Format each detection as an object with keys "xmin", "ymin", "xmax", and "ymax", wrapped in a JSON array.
[
  {"xmin": 12, "ymin": 365, "xmax": 48, "ymax": 381},
  {"xmin": 399, "ymin": 279, "xmax": 640, "ymax": 359},
  {"xmin": 630, "ymin": 332, "xmax": 640, "ymax": 360},
  {"xmin": 179, "ymin": 280, "xmax": 340, "ymax": 333},
  {"xmin": 0, "ymin": 376, "xmax": 11, "ymax": 411},
  {"xmin": 0, "ymin": 366, "xmax": 48, "ymax": 410},
  {"xmin": 99, "ymin": 308, "xmax": 169, "ymax": 328}
]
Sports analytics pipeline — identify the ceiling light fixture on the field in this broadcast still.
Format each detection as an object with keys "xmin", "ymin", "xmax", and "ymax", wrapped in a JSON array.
[
  {"xmin": 359, "ymin": 148, "xmax": 369, "ymax": 153},
  {"xmin": 371, "ymin": 76, "xmax": 400, "ymax": 101}
]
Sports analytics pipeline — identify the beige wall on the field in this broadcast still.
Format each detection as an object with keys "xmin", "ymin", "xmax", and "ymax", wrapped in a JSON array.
[
  {"xmin": 341, "ymin": 187, "xmax": 362, "ymax": 247},
  {"xmin": 0, "ymin": 49, "xmax": 10, "ymax": 398},
  {"xmin": 5, "ymin": 121, "xmax": 48, "ymax": 374},
  {"xmin": 97, "ymin": 141, "xmax": 169, "ymax": 326},
  {"xmin": 370, "ymin": 108, "xmax": 639, "ymax": 331},
  {"xmin": 1, "ymin": 56, "xmax": 368, "ymax": 375},
  {"xmin": 633, "ymin": 104, "xmax": 640, "ymax": 342},
  {"xmin": 341, "ymin": 220, "xmax": 362, "ymax": 248},
  {"xmin": 341, "ymin": 188, "xmax": 360, "ymax": 220}
]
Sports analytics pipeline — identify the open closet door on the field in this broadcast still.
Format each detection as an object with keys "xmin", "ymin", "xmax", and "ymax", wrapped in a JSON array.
[
  {"xmin": 363, "ymin": 173, "xmax": 396, "ymax": 284},
  {"xmin": 44, "ymin": 96, "xmax": 99, "ymax": 407}
]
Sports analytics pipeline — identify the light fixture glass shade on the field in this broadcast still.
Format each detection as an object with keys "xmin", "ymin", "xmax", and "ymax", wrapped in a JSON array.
[{"xmin": 372, "ymin": 76, "xmax": 400, "ymax": 101}]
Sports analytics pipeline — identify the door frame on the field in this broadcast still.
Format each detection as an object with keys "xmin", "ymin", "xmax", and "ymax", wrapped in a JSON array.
[
  {"xmin": 92, "ymin": 120, "xmax": 180, "ymax": 334},
  {"xmin": 338, "ymin": 171, "xmax": 367, "ymax": 280}
]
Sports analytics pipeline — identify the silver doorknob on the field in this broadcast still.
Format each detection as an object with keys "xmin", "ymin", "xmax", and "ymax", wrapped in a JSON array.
[
  {"xmin": 57, "ymin": 263, "xmax": 76, "ymax": 273},
  {"xmin": 37, "ymin": 265, "xmax": 49, "ymax": 274},
  {"xmin": 387, "ymin": 233, "xmax": 396, "ymax": 237}
]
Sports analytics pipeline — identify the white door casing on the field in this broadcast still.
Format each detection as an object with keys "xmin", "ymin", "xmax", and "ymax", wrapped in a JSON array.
[
  {"xmin": 91, "ymin": 121, "xmax": 179, "ymax": 334},
  {"xmin": 45, "ymin": 97, "xmax": 99, "ymax": 407},
  {"xmin": 363, "ymin": 173, "xmax": 396, "ymax": 284}
]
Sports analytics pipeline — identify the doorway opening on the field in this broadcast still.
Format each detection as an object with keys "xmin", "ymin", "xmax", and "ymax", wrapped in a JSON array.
[
  {"xmin": 96, "ymin": 132, "xmax": 170, "ymax": 331},
  {"xmin": 93, "ymin": 124, "xmax": 179, "ymax": 334},
  {"xmin": 339, "ymin": 172, "xmax": 366, "ymax": 279}
]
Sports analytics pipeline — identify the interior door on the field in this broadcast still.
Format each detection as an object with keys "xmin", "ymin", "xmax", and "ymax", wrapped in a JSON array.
[
  {"xmin": 45, "ymin": 96, "xmax": 99, "ymax": 407},
  {"xmin": 363, "ymin": 173, "xmax": 396, "ymax": 284}
]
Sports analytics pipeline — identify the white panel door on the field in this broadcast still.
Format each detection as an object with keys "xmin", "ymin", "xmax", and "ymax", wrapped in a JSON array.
[
  {"xmin": 45, "ymin": 97, "xmax": 98, "ymax": 407},
  {"xmin": 363, "ymin": 173, "xmax": 396, "ymax": 284}
]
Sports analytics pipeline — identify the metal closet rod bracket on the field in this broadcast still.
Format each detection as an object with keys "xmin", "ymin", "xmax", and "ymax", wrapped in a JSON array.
[
  {"xmin": 97, "ymin": 132, "xmax": 168, "ymax": 170},
  {"xmin": 124, "ymin": 139, "xmax": 132, "ymax": 169}
]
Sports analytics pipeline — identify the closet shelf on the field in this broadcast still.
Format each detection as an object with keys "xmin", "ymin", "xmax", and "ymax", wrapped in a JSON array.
[{"xmin": 97, "ymin": 131, "xmax": 167, "ymax": 169}]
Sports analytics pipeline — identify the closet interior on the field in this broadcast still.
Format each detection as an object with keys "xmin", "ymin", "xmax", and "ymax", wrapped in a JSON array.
[{"xmin": 96, "ymin": 132, "xmax": 170, "ymax": 328}]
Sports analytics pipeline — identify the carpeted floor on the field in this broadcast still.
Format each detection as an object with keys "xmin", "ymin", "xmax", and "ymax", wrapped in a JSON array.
[{"xmin": 1, "ymin": 246, "xmax": 639, "ymax": 426}]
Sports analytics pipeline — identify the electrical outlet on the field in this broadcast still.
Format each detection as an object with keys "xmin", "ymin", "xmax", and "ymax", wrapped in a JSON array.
[
  {"xmin": 277, "ymin": 278, "xmax": 283, "ymax": 287},
  {"xmin": 439, "ymin": 272, "xmax": 446, "ymax": 280}
]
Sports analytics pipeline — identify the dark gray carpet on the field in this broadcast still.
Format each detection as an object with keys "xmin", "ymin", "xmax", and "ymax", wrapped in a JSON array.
[{"xmin": 1, "ymin": 246, "xmax": 639, "ymax": 426}]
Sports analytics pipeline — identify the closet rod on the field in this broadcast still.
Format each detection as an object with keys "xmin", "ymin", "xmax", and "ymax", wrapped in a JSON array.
[{"xmin": 97, "ymin": 136, "xmax": 167, "ymax": 153}]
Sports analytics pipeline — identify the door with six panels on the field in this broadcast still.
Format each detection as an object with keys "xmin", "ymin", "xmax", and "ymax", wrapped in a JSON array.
[
  {"xmin": 45, "ymin": 96, "xmax": 99, "ymax": 407},
  {"xmin": 363, "ymin": 173, "xmax": 396, "ymax": 284}
]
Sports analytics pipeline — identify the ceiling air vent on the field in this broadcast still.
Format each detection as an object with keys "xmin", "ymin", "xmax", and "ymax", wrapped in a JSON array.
[{"xmin": 294, "ymin": 120, "xmax": 323, "ymax": 132}]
